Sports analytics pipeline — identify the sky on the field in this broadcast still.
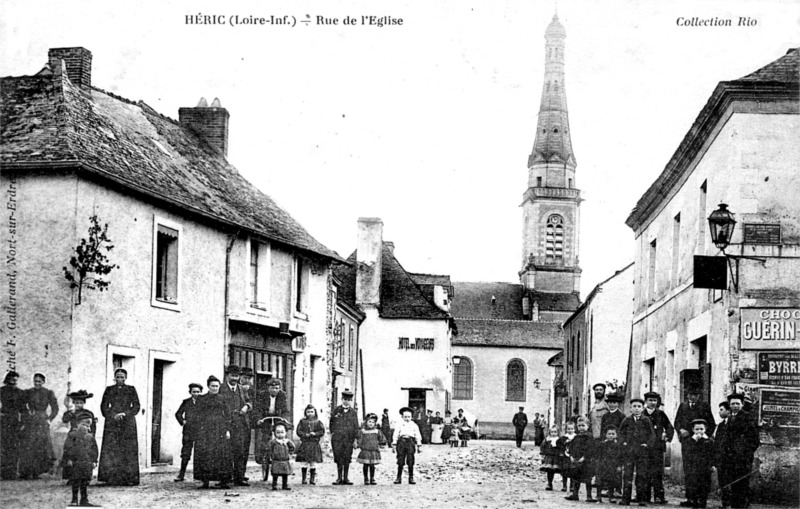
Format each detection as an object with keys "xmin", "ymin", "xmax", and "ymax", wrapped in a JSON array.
[{"xmin": 2, "ymin": 0, "xmax": 799, "ymax": 298}]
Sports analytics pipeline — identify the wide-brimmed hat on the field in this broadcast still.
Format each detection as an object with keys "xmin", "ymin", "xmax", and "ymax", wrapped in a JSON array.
[
  {"xmin": 399, "ymin": 406, "xmax": 413, "ymax": 415},
  {"xmin": 365, "ymin": 413, "xmax": 378, "ymax": 422},
  {"xmin": 225, "ymin": 365, "xmax": 241, "ymax": 375},
  {"xmin": 341, "ymin": 389, "xmax": 354, "ymax": 399},
  {"xmin": 68, "ymin": 390, "xmax": 94, "ymax": 401}
]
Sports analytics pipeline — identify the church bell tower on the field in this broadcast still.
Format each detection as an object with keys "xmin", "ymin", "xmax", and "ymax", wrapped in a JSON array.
[{"xmin": 520, "ymin": 13, "xmax": 581, "ymax": 295}]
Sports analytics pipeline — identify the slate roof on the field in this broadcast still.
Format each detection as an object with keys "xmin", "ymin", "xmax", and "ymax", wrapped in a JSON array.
[
  {"xmin": 0, "ymin": 59, "xmax": 340, "ymax": 261},
  {"xmin": 450, "ymin": 282, "xmax": 580, "ymax": 319},
  {"xmin": 626, "ymin": 48, "xmax": 799, "ymax": 231},
  {"xmin": 452, "ymin": 319, "xmax": 563, "ymax": 349},
  {"xmin": 332, "ymin": 244, "xmax": 450, "ymax": 320}
]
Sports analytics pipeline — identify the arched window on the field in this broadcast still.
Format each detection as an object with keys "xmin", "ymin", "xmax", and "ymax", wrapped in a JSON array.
[
  {"xmin": 453, "ymin": 357, "xmax": 473, "ymax": 400},
  {"xmin": 546, "ymin": 215, "xmax": 564, "ymax": 259},
  {"xmin": 506, "ymin": 359, "xmax": 526, "ymax": 401}
]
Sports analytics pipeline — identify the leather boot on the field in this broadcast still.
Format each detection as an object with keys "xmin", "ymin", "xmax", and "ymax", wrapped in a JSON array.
[
  {"xmin": 342, "ymin": 463, "xmax": 353, "ymax": 485},
  {"xmin": 363, "ymin": 464, "xmax": 370, "ymax": 484},
  {"xmin": 175, "ymin": 458, "xmax": 189, "ymax": 481},
  {"xmin": 310, "ymin": 469, "xmax": 316, "ymax": 485},
  {"xmin": 408, "ymin": 465, "xmax": 416, "ymax": 484},
  {"xmin": 301, "ymin": 467, "xmax": 307, "ymax": 485},
  {"xmin": 369, "ymin": 465, "xmax": 376, "ymax": 485},
  {"xmin": 394, "ymin": 465, "xmax": 403, "ymax": 484},
  {"xmin": 333, "ymin": 464, "xmax": 343, "ymax": 485}
]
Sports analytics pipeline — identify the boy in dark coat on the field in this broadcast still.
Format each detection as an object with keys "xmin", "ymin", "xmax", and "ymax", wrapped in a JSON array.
[
  {"xmin": 601, "ymin": 394, "xmax": 625, "ymax": 439},
  {"xmin": 564, "ymin": 417, "xmax": 596, "ymax": 502},
  {"xmin": 63, "ymin": 411, "xmax": 99, "ymax": 507},
  {"xmin": 595, "ymin": 426, "xmax": 624, "ymax": 503},
  {"xmin": 61, "ymin": 390, "xmax": 97, "ymax": 482},
  {"xmin": 717, "ymin": 393, "xmax": 759, "ymax": 509},
  {"xmin": 173, "ymin": 383, "xmax": 203, "ymax": 482},
  {"xmin": 643, "ymin": 391, "xmax": 675, "ymax": 504},
  {"xmin": 713, "ymin": 401, "xmax": 732, "ymax": 508},
  {"xmin": 618, "ymin": 398, "xmax": 656, "ymax": 506},
  {"xmin": 330, "ymin": 389, "xmax": 360, "ymax": 485},
  {"xmin": 683, "ymin": 419, "xmax": 715, "ymax": 508},
  {"xmin": 675, "ymin": 385, "xmax": 716, "ymax": 507}
]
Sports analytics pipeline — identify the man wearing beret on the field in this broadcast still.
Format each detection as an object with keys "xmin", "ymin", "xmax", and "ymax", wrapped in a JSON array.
[
  {"xmin": 174, "ymin": 383, "xmax": 203, "ymax": 482},
  {"xmin": 674, "ymin": 385, "xmax": 716, "ymax": 507},
  {"xmin": 219, "ymin": 365, "xmax": 252, "ymax": 486},
  {"xmin": 643, "ymin": 391, "xmax": 675, "ymax": 504},
  {"xmin": 589, "ymin": 383, "xmax": 610, "ymax": 441},
  {"xmin": 329, "ymin": 389, "xmax": 360, "ymax": 485},
  {"xmin": 717, "ymin": 394, "xmax": 759, "ymax": 509}
]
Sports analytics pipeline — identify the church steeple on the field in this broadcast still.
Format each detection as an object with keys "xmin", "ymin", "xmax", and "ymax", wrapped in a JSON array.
[
  {"xmin": 520, "ymin": 13, "xmax": 581, "ymax": 296},
  {"xmin": 528, "ymin": 13, "xmax": 575, "ymax": 172}
]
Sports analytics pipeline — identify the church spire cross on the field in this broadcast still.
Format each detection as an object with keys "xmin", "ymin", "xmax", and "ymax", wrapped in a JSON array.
[{"xmin": 528, "ymin": 13, "xmax": 575, "ymax": 169}]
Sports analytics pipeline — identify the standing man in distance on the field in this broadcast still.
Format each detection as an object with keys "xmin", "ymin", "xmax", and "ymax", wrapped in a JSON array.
[
  {"xmin": 512, "ymin": 406, "xmax": 528, "ymax": 448},
  {"xmin": 589, "ymin": 383, "xmax": 610, "ymax": 441}
]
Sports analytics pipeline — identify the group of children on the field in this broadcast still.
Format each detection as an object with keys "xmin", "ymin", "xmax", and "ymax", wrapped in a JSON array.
[{"xmin": 540, "ymin": 397, "xmax": 717, "ymax": 507}]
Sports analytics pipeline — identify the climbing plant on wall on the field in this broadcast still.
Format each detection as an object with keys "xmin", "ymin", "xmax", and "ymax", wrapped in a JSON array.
[{"xmin": 63, "ymin": 215, "xmax": 119, "ymax": 304}]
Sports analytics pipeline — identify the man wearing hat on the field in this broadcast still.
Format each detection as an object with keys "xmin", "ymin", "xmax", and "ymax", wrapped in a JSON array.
[
  {"xmin": 173, "ymin": 383, "xmax": 203, "ymax": 482},
  {"xmin": 512, "ymin": 406, "xmax": 528, "ymax": 448},
  {"xmin": 601, "ymin": 394, "xmax": 624, "ymax": 439},
  {"xmin": 718, "ymin": 393, "xmax": 759, "ymax": 509},
  {"xmin": 589, "ymin": 383, "xmax": 610, "ymax": 440},
  {"xmin": 237, "ymin": 367, "xmax": 255, "ymax": 480},
  {"xmin": 219, "ymin": 365, "xmax": 252, "ymax": 486},
  {"xmin": 329, "ymin": 389, "xmax": 360, "ymax": 485},
  {"xmin": 674, "ymin": 384, "xmax": 716, "ymax": 507},
  {"xmin": 643, "ymin": 391, "xmax": 675, "ymax": 504}
]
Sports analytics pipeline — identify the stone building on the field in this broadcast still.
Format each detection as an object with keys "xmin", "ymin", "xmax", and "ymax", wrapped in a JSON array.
[
  {"xmin": 333, "ymin": 218, "xmax": 454, "ymax": 417},
  {"xmin": 562, "ymin": 263, "xmax": 633, "ymax": 423},
  {"xmin": 0, "ymin": 47, "xmax": 341, "ymax": 469},
  {"xmin": 331, "ymin": 273, "xmax": 365, "ymax": 410},
  {"xmin": 625, "ymin": 47, "xmax": 799, "ymax": 503},
  {"xmin": 449, "ymin": 14, "xmax": 581, "ymax": 436}
]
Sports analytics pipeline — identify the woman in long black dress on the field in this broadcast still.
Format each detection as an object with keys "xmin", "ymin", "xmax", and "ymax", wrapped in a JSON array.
[
  {"xmin": 1, "ymin": 371, "xmax": 26, "ymax": 480},
  {"xmin": 98, "ymin": 368, "xmax": 140, "ymax": 485},
  {"xmin": 193, "ymin": 376, "xmax": 232, "ymax": 489},
  {"xmin": 19, "ymin": 372, "xmax": 59, "ymax": 479}
]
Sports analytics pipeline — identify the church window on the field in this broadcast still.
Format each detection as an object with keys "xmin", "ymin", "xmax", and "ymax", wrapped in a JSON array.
[
  {"xmin": 545, "ymin": 215, "xmax": 564, "ymax": 259},
  {"xmin": 453, "ymin": 357, "xmax": 473, "ymax": 400},
  {"xmin": 506, "ymin": 359, "xmax": 526, "ymax": 401}
]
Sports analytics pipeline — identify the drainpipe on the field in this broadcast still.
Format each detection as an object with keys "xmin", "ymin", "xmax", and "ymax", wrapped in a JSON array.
[{"xmin": 223, "ymin": 230, "xmax": 240, "ymax": 366}]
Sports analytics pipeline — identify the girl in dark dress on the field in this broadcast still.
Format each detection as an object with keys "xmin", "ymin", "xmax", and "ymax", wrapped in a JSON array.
[
  {"xmin": 295, "ymin": 404, "xmax": 324, "ymax": 485},
  {"xmin": 539, "ymin": 425, "xmax": 566, "ymax": 491},
  {"xmin": 98, "ymin": 368, "xmax": 140, "ymax": 485},
  {"xmin": 1, "ymin": 371, "xmax": 25, "ymax": 480},
  {"xmin": 19, "ymin": 372, "xmax": 59, "ymax": 479},
  {"xmin": 193, "ymin": 376, "xmax": 232, "ymax": 489},
  {"xmin": 60, "ymin": 390, "xmax": 97, "ymax": 482}
]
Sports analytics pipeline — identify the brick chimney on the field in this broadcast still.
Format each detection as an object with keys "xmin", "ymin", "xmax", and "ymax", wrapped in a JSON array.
[
  {"xmin": 48, "ymin": 47, "xmax": 92, "ymax": 90},
  {"xmin": 179, "ymin": 97, "xmax": 230, "ymax": 157},
  {"xmin": 356, "ymin": 218, "xmax": 383, "ymax": 307}
]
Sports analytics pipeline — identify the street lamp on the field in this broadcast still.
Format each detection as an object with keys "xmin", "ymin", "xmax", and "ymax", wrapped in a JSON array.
[{"xmin": 708, "ymin": 203, "xmax": 737, "ymax": 250}]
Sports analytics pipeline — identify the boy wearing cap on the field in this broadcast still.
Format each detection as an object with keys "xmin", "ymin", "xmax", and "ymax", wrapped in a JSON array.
[
  {"xmin": 643, "ymin": 391, "xmax": 675, "ymax": 504},
  {"xmin": 63, "ymin": 411, "xmax": 99, "ymax": 507},
  {"xmin": 173, "ymin": 383, "xmax": 203, "ymax": 482},
  {"xmin": 675, "ymin": 386, "xmax": 716, "ymax": 507},
  {"xmin": 617, "ymin": 398, "xmax": 656, "ymax": 506},
  {"xmin": 330, "ymin": 389, "xmax": 360, "ymax": 485},
  {"xmin": 714, "ymin": 401, "xmax": 732, "ymax": 508},
  {"xmin": 682, "ymin": 419, "xmax": 715, "ymax": 508},
  {"xmin": 392, "ymin": 407, "xmax": 422, "ymax": 484}
]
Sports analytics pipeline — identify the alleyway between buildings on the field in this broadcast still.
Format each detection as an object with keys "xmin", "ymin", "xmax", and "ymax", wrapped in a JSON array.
[{"xmin": 2, "ymin": 441, "xmax": 785, "ymax": 509}]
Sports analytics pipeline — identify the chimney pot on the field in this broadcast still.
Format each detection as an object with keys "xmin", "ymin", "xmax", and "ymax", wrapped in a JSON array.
[
  {"xmin": 210, "ymin": 97, "xmax": 222, "ymax": 107},
  {"xmin": 356, "ymin": 218, "xmax": 384, "ymax": 307},
  {"xmin": 48, "ymin": 47, "xmax": 92, "ymax": 90},
  {"xmin": 179, "ymin": 99, "xmax": 230, "ymax": 157}
]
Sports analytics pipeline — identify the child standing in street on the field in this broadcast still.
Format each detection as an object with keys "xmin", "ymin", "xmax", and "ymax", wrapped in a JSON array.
[
  {"xmin": 618, "ymin": 397, "xmax": 656, "ymax": 506},
  {"xmin": 357, "ymin": 413, "xmax": 387, "ymax": 485},
  {"xmin": 392, "ymin": 407, "xmax": 422, "ymax": 484},
  {"xmin": 559, "ymin": 421, "xmax": 577, "ymax": 492},
  {"xmin": 295, "ymin": 405, "xmax": 324, "ymax": 485},
  {"xmin": 61, "ymin": 390, "xmax": 97, "ymax": 483},
  {"xmin": 683, "ymin": 419, "xmax": 715, "ymax": 508},
  {"xmin": 595, "ymin": 426, "xmax": 624, "ymax": 503},
  {"xmin": 267, "ymin": 422, "xmax": 296, "ymax": 490},
  {"xmin": 564, "ymin": 416, "xmax": 596, "ymax": 502},
  {"xmin": 62, "ymin": 411, "xmax": 99, "ymax": 507},
  {"xmin": 539, "ymin": 425, "xmax": 566, "ymax": 491}
]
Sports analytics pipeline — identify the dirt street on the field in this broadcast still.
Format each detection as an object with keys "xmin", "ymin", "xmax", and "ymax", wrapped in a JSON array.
[{"xmin": 0, "ymin": 440, "xmax": 783, "ymax": 509}]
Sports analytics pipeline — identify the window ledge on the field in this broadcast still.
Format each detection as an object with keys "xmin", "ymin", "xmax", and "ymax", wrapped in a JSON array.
[
  {"xmin": 151, "ymin": 298, "xmax": 181, "ymax": 313},
  {"xmin": 293, "ymin": 310, "xmax": 309, "ymax": 322}
]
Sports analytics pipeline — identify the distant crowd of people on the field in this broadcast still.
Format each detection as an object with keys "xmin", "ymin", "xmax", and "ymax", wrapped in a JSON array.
[{"xmin": 532, "ymin": 383, "xmax": 759, "ymax": 509}]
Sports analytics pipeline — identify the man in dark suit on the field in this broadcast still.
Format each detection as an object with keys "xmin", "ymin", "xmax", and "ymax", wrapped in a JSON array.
[
  {"xmin": 618, "ymin": 398, "xmax": 656, "ymax": 506},
  {"xmin": 643, "ymin": 391, "xmax": 675, "ymax": 504},
  {"xmin": 219, "ymin": 365, "xmax": 252, "ymax": 486},
  {"xmin": 238, "ymin": 367, "xmax": 255, "ymax": 481},
  {"xmin": 719, "ymin": 393, "xmax": 759, "ymax": 509},
  {"xmin": 173, "ymin": 383, "xmax": 203, "ymax": 482},
  {"xmin": 512, "ymin": 406, "xmax": 528, "ymax": 448},
  {"xmin": 714, "ymin": 401, "xmax": 732, "ymax": 508},
  {"xmin": 674, "ymin": 385, "xmax": 716, "ymax": 507}
]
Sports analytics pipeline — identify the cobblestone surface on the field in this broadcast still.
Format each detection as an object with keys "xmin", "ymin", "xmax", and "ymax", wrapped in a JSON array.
[{"xmin": 1, "ymin": 441, "xmax": 786, "ymax": 508}]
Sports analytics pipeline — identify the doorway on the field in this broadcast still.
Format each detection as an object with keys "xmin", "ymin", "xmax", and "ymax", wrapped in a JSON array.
[
  {"xmin": 151, "ymin": 359, "xmax": 169, "ymax": 464},
  {"xmin": 408, "ymin": 388, "xmax": 427, "ymax": 415}
]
